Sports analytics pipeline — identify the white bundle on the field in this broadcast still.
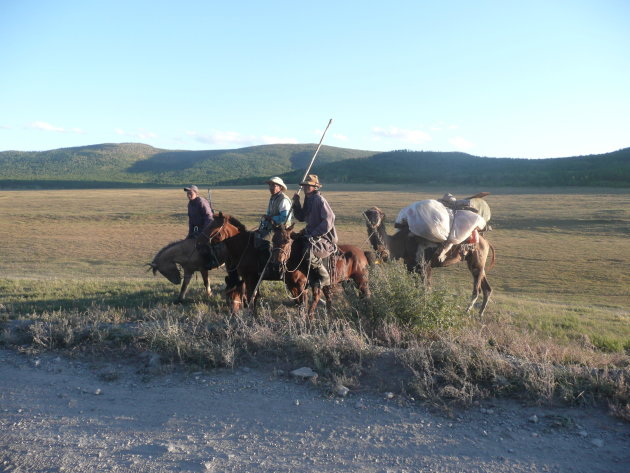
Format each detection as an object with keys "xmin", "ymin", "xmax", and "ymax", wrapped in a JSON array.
[
  {"xmin": 448, "ymin": 210, "xmax": 487, "ymax": 244},
  {"xmin": 395, "ymin": 200, "xmax": 452, "ymax": 243}
]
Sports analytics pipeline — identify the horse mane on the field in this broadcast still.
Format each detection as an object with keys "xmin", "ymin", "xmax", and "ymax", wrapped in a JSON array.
[
  {"xmin": 224, "ymin": 214, "xmax": 248, "ymax": 232},
  {"xmin": 152, "ymin": 239, "xmax": 187, "ymax": 262}
]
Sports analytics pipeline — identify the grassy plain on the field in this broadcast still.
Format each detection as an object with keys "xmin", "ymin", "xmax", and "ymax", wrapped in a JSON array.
[
  {"xmin": 1, "ymin": 186, "xmax": 629, "ymax": 413},
  {"xmin": 2, "ymin": 186, "xmax": 628, "ymax": 304}
]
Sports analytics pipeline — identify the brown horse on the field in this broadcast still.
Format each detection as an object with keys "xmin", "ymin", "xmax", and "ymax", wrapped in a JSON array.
[
  {"xmin": 363, "ymin": 206, "xmax": 495, "ymax": 316},
  {"xmin": 271, "ymin": 223, "xmax": 372, "ymax": 317},
  {"xmin": 149, "ymin": 238, "xmax": 222, "ymax": 303},
  {"xmin": 197, "ymin": 212, "xmax": 279, "ymax": 311}
]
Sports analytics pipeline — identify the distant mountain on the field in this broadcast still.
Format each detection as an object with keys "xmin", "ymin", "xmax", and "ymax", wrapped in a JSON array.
[{"xmin": 0, "ymin": 143, "xmax": 628, "ymax": 188}]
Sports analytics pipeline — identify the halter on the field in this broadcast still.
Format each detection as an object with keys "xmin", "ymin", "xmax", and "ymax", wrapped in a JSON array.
[{"xmin": 362, "ymin": 209, "xmax": 389, "ymax": 258}]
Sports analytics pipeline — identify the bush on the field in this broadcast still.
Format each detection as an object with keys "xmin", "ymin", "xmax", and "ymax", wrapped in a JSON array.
[{"xmin": 362, "ymin": 261, "xmax": 462, "ymax": 332}]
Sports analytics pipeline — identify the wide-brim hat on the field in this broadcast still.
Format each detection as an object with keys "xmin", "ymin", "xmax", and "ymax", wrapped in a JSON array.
[
  {"xmin": 184, "ymin": 185, "xmax": 200, "ymax": 193},
  {"xmin": 265, "ymin": 176, "xmax": 287, "ymax": 191},
  {"xmin": 300, "ymin": 174, "xmax": 321, "ymax": 188}
]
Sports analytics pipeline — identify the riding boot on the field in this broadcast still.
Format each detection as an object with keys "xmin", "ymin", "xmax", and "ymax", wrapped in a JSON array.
[{"xmin": 309, "ymin": 263, "xmax": 330, "ymax": 288}]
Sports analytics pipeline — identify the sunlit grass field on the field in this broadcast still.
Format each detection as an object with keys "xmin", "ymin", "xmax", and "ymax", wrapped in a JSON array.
[{"xmin": 1, "ymin": 185, "xmax": 629, "ymax": 351}]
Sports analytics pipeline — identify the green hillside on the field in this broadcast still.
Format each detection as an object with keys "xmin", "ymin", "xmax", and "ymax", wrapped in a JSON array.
[
  {"xmin": 0, "ymin": 143, "xmax": 375, "ymax": 188},
  {"xmin": 0, "ymin": 143, "xmax": 628, "ymax": 188},
  {"xmin": 278, "ymin": 148, "xmax": 630, "ymax": 187}
]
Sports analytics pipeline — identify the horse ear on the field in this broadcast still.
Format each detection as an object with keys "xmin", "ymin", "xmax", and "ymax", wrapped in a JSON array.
[{"xmin": 287, "ymin": 223, "xmax": 295, "ymax": 232}]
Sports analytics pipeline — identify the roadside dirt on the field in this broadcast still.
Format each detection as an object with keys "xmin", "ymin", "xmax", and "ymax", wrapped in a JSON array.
[{"xmin": 1, "ymin": 348, "xmax": 628, "ymax": 473}]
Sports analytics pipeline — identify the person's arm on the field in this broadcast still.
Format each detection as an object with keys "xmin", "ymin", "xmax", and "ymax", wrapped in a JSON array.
[
  {"xmin": 200, "ymin": 198, "xmax": 214, "ymax": 228},
  {"xmin": 292, "ymin": 193, "xmax": 305, "ymax": 221},
  {"xmin": 305, "ymin": 197, "xmax": 334, "ymax": 237}
]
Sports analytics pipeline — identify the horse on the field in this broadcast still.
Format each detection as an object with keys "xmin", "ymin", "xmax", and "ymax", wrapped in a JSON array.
[
  {"xmin": 148, "ymin": 238, "xmax": 223, "ymax": 304},
  {"xmin": 270, "ymin": 223, "xmax": 372, "ymax": 317},
  {"xmin": 363, "ymin": 206, "xmax": 495, "ymax": 316},
  {"xmin": 197, "ymin": 212, "xmax": 280, "ymax": 312}
]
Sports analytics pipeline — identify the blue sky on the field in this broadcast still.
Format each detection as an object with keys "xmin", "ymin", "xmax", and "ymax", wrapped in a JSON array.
[{"xmin": 1, "ymin": 0, "xmax": 628, "ymax": 158}]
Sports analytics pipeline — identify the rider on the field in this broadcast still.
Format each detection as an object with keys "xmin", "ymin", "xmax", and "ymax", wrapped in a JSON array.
[
  {"xmin": 255, "ymin": 176, "xmax": 292, "ymax": 246},
  {"xmin": 185, "ymin": 185, "xmax": 213, "ymax": 238},
  {"xmin": 185, "ymin": 185, "xmax": 219, "ymax": 269},
  {"xmin": 291, "ymin": 174, "xmax": 337, "ymax": 288}
]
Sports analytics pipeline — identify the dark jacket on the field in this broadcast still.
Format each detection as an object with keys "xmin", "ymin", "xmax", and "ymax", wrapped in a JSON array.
[
  {"xmin": 187, "ymin": 196, "xmax": 213, "ymax": 237},
  {"xmin": 292, "ymin": 190, "xmax": 338, "ymax": 257}
]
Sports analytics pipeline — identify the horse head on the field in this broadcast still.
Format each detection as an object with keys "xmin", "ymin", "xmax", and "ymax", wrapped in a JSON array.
[
  {"xmin": 363, "ymin": 206, "xmax": 385, "ymax": 229},
  {"xmin": 198, "ymin": 212, "xmax": 245, "ymax": 246},
  {"xmin": 271, "ymin": 223, "xmax": 295, "ymax": 265},
  {"xmin": 148, "ymin": 259, "xmax": 182, "ymax": 285}
]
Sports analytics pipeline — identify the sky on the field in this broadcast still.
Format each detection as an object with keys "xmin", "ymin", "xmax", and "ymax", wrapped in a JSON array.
[{"xmin": 1, "ymin": 0, "xmax": 629, "ymax": 159}]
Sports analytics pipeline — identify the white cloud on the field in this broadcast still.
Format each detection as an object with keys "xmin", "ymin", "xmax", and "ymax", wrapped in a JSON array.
[
  {"xmin": 449, "ymin": 136, "xmax": 475, "ymax": 151},
  {"xmin": 371, "ymin": 126, "xmax": 432, "ymax": 144},
  {"xmin": 185, "ymin": 130, "xmax": 298, "ymax": 147},
  {"xmin": 332, "ymin": 133, "xmax": 348, "ymax": 141},
  {"xmin": 28, "ymin": 121, "xmax": 84, "ymax": 134},
  {"xmin": 115, "ymin": 128, "xmax": 157, "ymax": 139}
]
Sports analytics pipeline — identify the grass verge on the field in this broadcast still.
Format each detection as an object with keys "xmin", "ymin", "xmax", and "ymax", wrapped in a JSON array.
[{"xmin": 1, "ymin": 265, "xmax": 628, "ymax": 421}]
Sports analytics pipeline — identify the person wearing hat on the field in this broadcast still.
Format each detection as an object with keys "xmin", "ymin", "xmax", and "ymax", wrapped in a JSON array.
[
  {"xmin": 291, "ymin": 174, "xmax": 338, "ymax": 288},
  {"xmin": 184, "ymin": 185, "xmax": 213, "ymax": 239},
  {"xmin": 257, "ymin": 176, "xmax": 292, "ymax": 242}
]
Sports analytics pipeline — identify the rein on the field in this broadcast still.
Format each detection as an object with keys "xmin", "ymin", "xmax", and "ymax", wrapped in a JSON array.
[{"xmin": 272, "ymin": 236, "xmax": 312, "ymax": 301}]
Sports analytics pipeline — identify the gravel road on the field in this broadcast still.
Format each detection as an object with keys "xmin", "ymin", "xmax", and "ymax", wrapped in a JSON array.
[{"xmin": 1, "ymin": 349, "xmax": 628, "ymax": 473}]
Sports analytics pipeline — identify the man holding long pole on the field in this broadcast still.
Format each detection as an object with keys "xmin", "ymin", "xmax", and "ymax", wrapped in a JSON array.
[
  {"xmin": 250, "ymin": 119, "xmax": 333, "ymax": 300},
  {"xmin": 291, "ymin": 174, "xmax": 337, "ymax": 288}
]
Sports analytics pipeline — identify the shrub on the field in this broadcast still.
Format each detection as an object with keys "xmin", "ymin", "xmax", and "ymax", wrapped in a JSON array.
[{"xmin": 362, "ymin": 261, "xmax": 462, "ymax": 333}]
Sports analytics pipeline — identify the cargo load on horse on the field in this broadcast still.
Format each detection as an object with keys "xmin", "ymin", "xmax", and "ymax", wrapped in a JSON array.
[{"xmin": 395, "ymin": 194, "xmax": 489, "ymax": 247}]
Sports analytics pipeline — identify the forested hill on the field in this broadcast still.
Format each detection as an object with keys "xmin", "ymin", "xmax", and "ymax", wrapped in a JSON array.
[
  {"xmin": 0, "ymin": 143, "xmax": 628, "ymax": 188},
  {"xmin": 274, "ymin": 148, "xmax": 630, "ymax": 187}
]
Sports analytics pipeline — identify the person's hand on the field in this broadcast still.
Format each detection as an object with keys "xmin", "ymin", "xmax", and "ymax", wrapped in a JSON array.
[
  {"xmin": 262, "ymin": 215, "xmax": 272, "ymax": 222},
  {"xmin": 292, "ymin": 193, "xmax": 300, "ymax": 203}
]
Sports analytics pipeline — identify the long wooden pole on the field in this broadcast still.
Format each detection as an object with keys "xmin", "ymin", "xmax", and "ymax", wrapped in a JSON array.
[{"xmin": 250, "ymin": 119, "xmax": 333, "ymax": 303}]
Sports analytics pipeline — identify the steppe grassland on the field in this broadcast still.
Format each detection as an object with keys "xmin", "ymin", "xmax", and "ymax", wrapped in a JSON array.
[{"xmin": 0, "ymin": 186, "xmax": 629, "ymax": 349}]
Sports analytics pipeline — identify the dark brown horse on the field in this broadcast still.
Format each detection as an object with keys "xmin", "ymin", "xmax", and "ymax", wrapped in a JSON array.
[
  {"xmin": 197, "ymin": 212, "xmax": 285, "ymax": 312},
  {"xmin": 363, "ymin": 206, "xmax": 495, "ymax": 316},
  {"xmin": 271, "ymin": 223, "xmax": 372, "ymax": 317}
]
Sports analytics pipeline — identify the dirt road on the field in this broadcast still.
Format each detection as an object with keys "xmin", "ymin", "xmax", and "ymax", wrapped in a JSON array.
[{"xmin": 1, "ymin": 349, "xmax": 628, "ymax": 473}]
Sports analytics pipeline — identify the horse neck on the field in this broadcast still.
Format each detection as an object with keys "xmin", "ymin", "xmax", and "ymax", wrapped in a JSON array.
[
  {"xmin": 368, "ymin": 221, "xmax": 392, "ymax": 252},
  {"xmin": 286, "ymin": 238, "xmax": 306, "ymax": 270},
  {"xmin": 156, "ymin": 239, "xmax": 196, "ymax": 266},
  {"xmin": 222, "ymin": 227, "xmax": 254, "ymax": 256}
]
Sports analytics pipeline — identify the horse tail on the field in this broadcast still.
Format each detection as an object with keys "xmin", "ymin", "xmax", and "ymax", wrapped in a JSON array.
[{"xmin": 487, "ymin": 243, "xmax": 496, "ymax": 271}]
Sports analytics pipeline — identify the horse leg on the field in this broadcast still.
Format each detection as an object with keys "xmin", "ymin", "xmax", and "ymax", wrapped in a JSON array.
[
  {"xmin": 465, "ymin": 251, "xmax": 484, "ymax": 314},
  {"xmin": 176, "ymin": 272, "xmax": 193, "ymax": 303},
  {"xmin": 201, "ymin": 269, "xmax": 212, "ymax": 298},
  {"xmin": 308, "ymin": 287, "xmax": 322, "ymax": 319},
  {"xmin": 323, "ymin": 285, "xmax": 333, "ymax": 313},
  {"xmin": 478, "ymin": 275, "xmax": 492, "ymax": 317}
]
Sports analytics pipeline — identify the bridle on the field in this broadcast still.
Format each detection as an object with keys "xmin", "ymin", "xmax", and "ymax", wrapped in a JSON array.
[{"xmin": 362, "ymin": 209, "xmax": 389, "ymax": 258}]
